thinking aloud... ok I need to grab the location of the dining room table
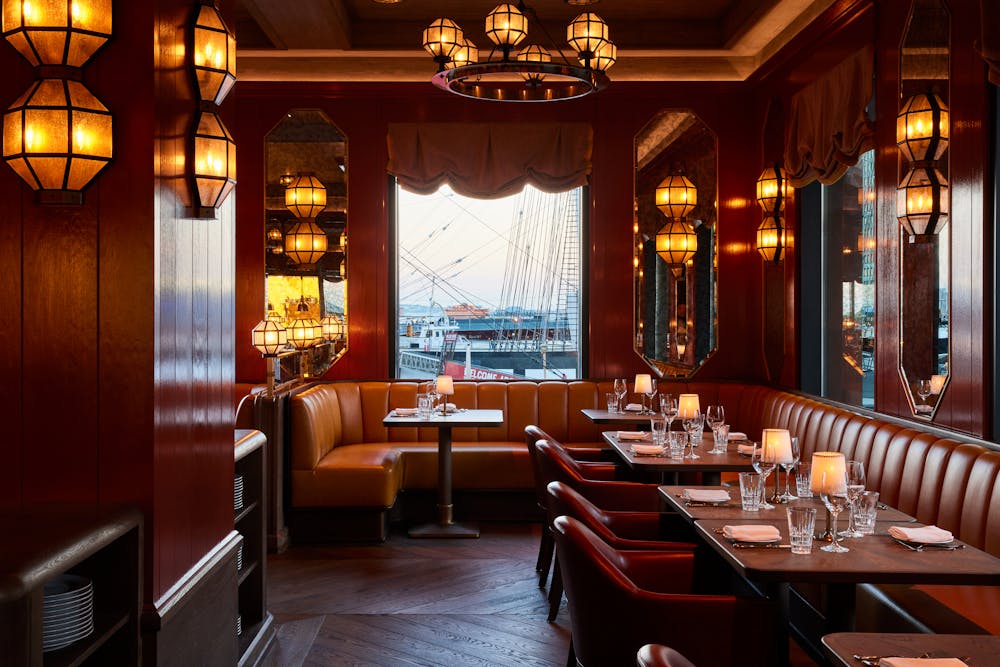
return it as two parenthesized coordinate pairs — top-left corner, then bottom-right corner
(580, 407), (656, 425)
(822, 632), (1000, 667)
(603, 430), (754, 484)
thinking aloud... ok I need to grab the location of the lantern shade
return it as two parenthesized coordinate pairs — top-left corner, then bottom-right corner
(284, 219), (328, 266)
(192, 2), (237, 106)
(251, 319), (287, 356)
(320, 314), (345, 341)
(755, 215), (785, 262)
(566, 12), (608, 56)
(655, 174), (697, 218)
(422, 17), (463, 60)
(287, 317), (320, 350)
(516, 44), (550, 83)
(897, 92), (949, 163)
(285, 172), (327, 218)
(897, 165), (949, 241)
(1, 0), (112, 67)
(655, 219), (697, 265)
(444, 38), (478, 69)
(485, 4), (526, 48)
(586, 40), (616, 72)
(2, 78), (112, 203)
(192, 110), (236, 214)
(755, 165), (788, 214)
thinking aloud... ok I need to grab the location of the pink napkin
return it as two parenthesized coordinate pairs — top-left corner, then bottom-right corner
(631, 444), (664, 456)
(393, 407), (419, 416)
(888, 525), (954, 544)
(617, 431), (649, 441)
(722, 525), (781, 542)
(683, 489), (730, 503)
(624, 403), (644, 412)
(881, 659), (968, 667)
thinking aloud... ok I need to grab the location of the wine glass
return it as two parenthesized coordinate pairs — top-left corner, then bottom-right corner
(820, 471), (851, 553)
(778, 436), (801, 502)
(916, 379), (932, 412)
(751, 444), (776, 509)
(706, 405), (725, 452)
(644, 378), (658, 414)
(840, 460), (867, 538)
(613, 378), (628, 413)
(661, 395), (678, 433)
(682, 409), (702, 459)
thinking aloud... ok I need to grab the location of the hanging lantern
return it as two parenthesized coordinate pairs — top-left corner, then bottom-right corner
(192, 1), (237, 106)
(655, 173), (697, 219)
(566, 12), (608, 60)
(586, 40), (617, 72)
(284, 219), (328, 266)
(755, 165), (788, 215)
(251, 319), (287, 356)
(320, 314), (345, 341)
(445, 38), (478, 69)
(655, 219), (697, 265)
(897, 165), (949, 242)
(516, 45), (550, 84)
(897, 93), (949, 163)
(2, 78), (112, 205)
(284, 172), (327, 218)
(485, 4), (527, 49)
(1, 0), (112, 68)
(755, 215), (785, 262)
(191, 110), (236, 216)
(422, 17), (463, 67)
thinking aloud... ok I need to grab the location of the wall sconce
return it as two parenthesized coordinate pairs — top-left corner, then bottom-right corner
(897, 165), (949, 242)
(251, 318), (287, 396)
(755, 216), (785, 263)
(1, 0), (113, 205)
(896, 92), (949, 243)
(188, 0), (236, 218)
(897, 93), (949, 162)
(754, 164), (788, 263)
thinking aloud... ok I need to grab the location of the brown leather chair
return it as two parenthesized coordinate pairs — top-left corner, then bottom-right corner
(553, 515), (774, 667)
(534, 440), (662, 511)
(636, 644), (696, 667)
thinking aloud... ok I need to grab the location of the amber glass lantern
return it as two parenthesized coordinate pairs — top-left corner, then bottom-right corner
(192, 1), (236, 106)
(897, 165), (949, 242)
(566, 12), (608, 61)
(192, 111), (236, 216)
(485, 4), (527, 51)
(587, 40), (616, 72)
(1, 0), (112, 67)
(422, 17), (463, 68)
(755, 215), (785, 263)
(251, 319), (287, 356)
(284, 172), (327, 218)
(320, 314), (345, 341)
(445, 38), (478, 69)
(284, 219), (328, 267)
(755, 165), (788, 215)
(655, 219), (697, 265)
(655, 174), (697, 219)
(896, 92), (949, 163)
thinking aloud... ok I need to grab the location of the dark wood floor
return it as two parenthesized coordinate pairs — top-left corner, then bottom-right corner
(266, 521), (821, 666)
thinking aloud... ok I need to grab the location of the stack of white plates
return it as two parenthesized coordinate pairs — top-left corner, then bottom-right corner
(236, 543), (244, 572)
(234, 475), (244, 512)
(236, 614), (243, 637)
(42, 574), (94, 653)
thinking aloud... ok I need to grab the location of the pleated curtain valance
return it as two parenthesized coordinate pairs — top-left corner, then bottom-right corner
(387, 122), (592, 198)
(783, 45), (875, 188)
(982, 0), (1000, 86)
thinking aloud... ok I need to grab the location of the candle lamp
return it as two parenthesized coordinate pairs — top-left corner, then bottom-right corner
(634, 374), (652, 413)
(761, 429), (794, 503)
(677, 394), (700, 419)
(436, 374), (455, 414)
(811, 452), (847, 540)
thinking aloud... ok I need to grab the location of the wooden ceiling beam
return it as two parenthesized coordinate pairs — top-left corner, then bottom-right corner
(241, 0), (352, 50)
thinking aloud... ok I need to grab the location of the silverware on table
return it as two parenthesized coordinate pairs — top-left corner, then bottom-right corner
(891, 537), (965, 552)
(731, 542), (791, 549)
(684, 501), (733, 507)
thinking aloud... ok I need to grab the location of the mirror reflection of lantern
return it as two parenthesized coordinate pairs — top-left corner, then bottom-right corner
(654, 172), (698, 265)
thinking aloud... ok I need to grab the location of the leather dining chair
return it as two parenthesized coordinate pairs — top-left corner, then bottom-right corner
(636, 644), (696, 667)
(553, 515), (774, 667)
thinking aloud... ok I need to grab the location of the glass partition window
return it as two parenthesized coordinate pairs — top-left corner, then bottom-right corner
(394, 183), (583, 380)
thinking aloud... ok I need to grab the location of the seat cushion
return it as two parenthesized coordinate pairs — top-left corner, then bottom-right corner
(857, 582), (1000, 635)
(393, 441), (534, 489)
(292, 444), (402, 508)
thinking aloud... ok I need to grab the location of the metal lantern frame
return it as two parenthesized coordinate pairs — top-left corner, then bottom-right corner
(191, 110), (236, 217)
(897, 165), (949, 242)
(896, 92), (949, 163)
(284, 219), (328, 267)
(1, 0), (112, 67)
(655, 218), (698, 265)
(655, 173), (698, 219)
(251, 318), (287, 356)
(192, 1), (236, 107)
(284, 172), (327, 219)
(756, 215), (785, 263)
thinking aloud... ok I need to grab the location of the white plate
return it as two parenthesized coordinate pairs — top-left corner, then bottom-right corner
(43, 591), (93, 613)
(44, 605), (93, 625)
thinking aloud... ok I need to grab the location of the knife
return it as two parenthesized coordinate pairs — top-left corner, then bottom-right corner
(732, 542), (792, 549)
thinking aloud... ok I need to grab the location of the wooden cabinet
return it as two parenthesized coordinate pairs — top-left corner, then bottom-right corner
(0, 506), (142, 666)
(234, 429), (273, 666)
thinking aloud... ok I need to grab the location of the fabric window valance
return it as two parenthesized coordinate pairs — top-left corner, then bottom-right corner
(784, 45), (875, 187)
(387, 122), (592, 198)
(982, 0), (1000, 86)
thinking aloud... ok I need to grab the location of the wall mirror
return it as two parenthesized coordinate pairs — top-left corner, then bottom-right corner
(898, 0), (950, 418)
(264, 109), (348, 380)
(634, 111), (718, 377)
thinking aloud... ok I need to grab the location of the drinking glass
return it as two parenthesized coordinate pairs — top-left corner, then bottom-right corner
(787, 507), (817, 554)
(644, 378), (658, 414)
(605, 391), (617, 413)
(667, 431), (685, 459)
(613, 378), (628, 413)
(417, 395), (433, 420)
(917, 379), (932, 408)
(738, 472), (763, 511)
(650, 415), (667, 448)
(795, 459), (813, 498)
(682, 410), (702, 460)
(661, 395), (678, 433)
(853, 490), (880, 535)
(710, 423), (730, 454)
(751, 444), (777, 509)
(706, 405), (725, 431)
(820, 471), (851, 553)
(778, 436), (801, 502)
(840, 460), (867, 538)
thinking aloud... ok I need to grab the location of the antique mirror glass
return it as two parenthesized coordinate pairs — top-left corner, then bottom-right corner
(898, 0), (950, 418)
(634, 111), (718, 376)
(264, 109), (348, 380)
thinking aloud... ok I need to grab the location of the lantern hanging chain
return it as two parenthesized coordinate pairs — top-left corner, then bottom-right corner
(519, 1), (578, 69)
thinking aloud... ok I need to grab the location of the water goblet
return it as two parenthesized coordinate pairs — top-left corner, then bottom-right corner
(661, 395), (678, 433)
(682, 410), (702, 459)
(613, 378), (628, 414)
(916, 379), (932, 413)
(820, 471), (851, 553)
(751, 444), (777, 509)
(840, 460), (867, 538)
(706, 405), (725, 432)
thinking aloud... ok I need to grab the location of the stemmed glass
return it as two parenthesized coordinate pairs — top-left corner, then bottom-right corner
(682, 409), (702, 459)
(613, 378), (628, 414)
(644, 378), (658, 415)
(661, 395), (678, 433)
(778, 437), (801, 502)
(706, 405), (725, 453)
(840, 460), (867, 538)
(820, 471), (851, 553)
(917, 379), (932, 412)
(751, 444), (777, 509)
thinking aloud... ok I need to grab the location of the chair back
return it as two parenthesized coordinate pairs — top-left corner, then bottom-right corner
(636, 644), (696, 667)
(526, 424), (560, 512)
(547, 480), (622, 542)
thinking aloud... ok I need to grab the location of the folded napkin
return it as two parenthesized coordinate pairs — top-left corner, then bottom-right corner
(888, 525), (955, 544)
(728, 432), (748, 441)
(631, 444), (664, 456)
(737, 443), (757, 455)
(722, 525), (781, 542)
(617, 431), (649, 441)
(393, 407), (419, 416)
(441, 402), (459, 413)
(624, 403), (644, 412)
(683, 489), (730, 503)
(881, 659), (968, 667)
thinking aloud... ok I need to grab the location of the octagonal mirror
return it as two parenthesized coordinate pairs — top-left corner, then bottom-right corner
(634, 110), (718, 377)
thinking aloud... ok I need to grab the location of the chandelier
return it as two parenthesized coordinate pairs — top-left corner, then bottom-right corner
(422, 2), (616, 102)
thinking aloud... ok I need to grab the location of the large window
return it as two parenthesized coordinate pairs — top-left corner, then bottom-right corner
(394, 183), (584, 380)
(801, 150), (876, 408)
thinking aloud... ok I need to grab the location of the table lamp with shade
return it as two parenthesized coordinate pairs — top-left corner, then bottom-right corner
(436, 374), (455, 414)
(678, 394), (700, 419)
(634, 374), (653, 413)
(761, 428), (794, 503)
(811, 452), (847, 540)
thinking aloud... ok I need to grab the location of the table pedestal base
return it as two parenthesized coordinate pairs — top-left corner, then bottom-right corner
(408, 521), (480, 538)
(408, 425), (480, 538)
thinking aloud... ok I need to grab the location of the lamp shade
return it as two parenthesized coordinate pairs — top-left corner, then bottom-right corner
(587, 40), (616, 72)
(633, 373), (652, 395)
(897, 92), (949, 163)
(810, 451), (846, 494)
(485, 4), (526, 48)
(655, 173), (697, 218)
(436, 374), (455, 395)
(2, 78), (112, 203)
(755, 165), (788, 214)
(516, 44), (550, 83)
(444, 38), (478, 69)
(755, 215), (785, 263)
(929, 374), (947, 395)
(284, 219), (328, 267)
(1, 0), (112, 67)
(566, 12), (608, 57)
(678, 393), (700, 419)
(251, 319), (287, 356)
(760, 429), (794, 464)
(897, 165), (949, 241)
(287, 316), (320, 350)
(192, 1), (237, 106)
(285, 172), (327, 218)
(320, 314), (344, 341)
(655, 219), (697, 265)
(192, 110), (236, 213)
(422, 17), (463, 60)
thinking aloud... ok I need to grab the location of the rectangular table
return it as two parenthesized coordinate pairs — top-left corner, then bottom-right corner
(822, 632), (1000, 667)
(580, 408), (654, 425)
(383, 408), (504, 538)
(603, 431), (754, 484)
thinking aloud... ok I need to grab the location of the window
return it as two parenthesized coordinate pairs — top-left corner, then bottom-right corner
(394, 183), (584, 380)
(800, 150), (876, 408)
